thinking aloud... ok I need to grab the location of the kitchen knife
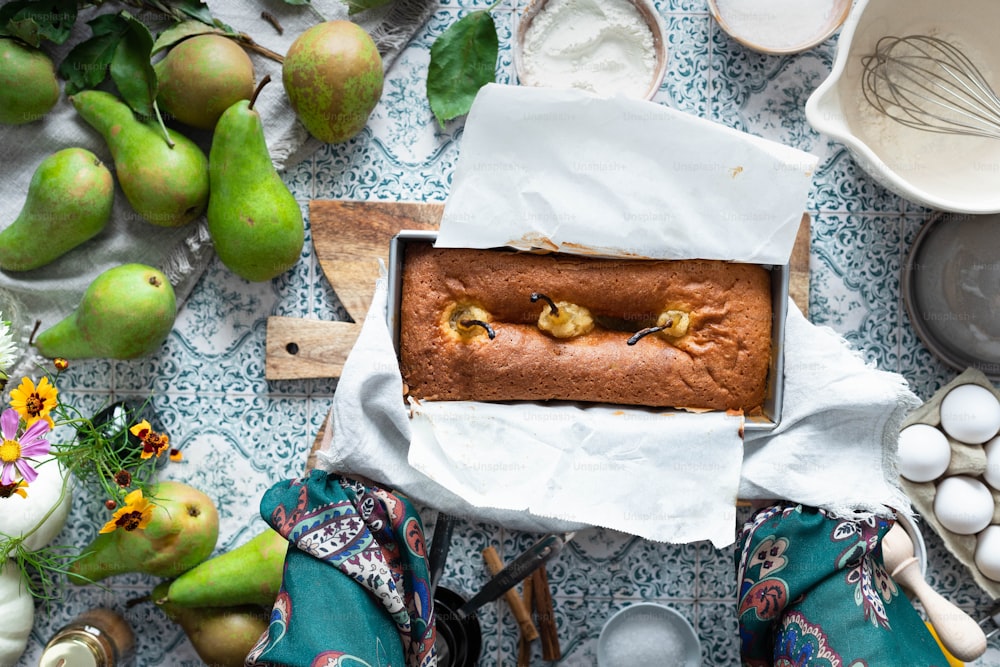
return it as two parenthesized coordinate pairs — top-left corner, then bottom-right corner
(455, 531), (575, 620)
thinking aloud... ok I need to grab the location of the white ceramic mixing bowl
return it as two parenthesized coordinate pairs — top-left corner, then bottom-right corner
(806, 0), (1000, 213)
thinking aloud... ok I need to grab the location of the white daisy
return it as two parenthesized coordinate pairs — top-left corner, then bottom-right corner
(0, 315), (19, 379)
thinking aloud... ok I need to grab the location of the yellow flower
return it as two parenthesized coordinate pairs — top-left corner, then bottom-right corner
(0, 479), (28, 499)
(99, 489), (153, 533)
(129, 419), (170, 459)
(10, 376), (58, 428)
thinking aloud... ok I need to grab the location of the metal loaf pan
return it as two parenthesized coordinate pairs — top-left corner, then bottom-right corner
(386, 230), (786, 432)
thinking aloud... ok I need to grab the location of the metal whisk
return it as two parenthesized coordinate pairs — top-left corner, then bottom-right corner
(861, 34), (1000, 139)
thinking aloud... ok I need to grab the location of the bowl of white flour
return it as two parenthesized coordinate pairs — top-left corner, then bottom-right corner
(708, 0), (851, 55)
(514, 0), (667, 101)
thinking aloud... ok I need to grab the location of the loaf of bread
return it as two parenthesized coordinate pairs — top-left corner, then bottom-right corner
(397, 242), (773, 412)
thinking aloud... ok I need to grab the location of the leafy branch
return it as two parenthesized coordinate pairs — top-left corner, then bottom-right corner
(0, 0), (290, 138)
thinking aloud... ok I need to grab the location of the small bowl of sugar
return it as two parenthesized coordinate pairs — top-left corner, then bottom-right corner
(596, 602), (701, 667)
(514, 0), (667, 101)
(708, 0), (852, 55)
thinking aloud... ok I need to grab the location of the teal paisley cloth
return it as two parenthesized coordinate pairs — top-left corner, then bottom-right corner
(246, 469), (437, 667)
(737, 503), (949, 667)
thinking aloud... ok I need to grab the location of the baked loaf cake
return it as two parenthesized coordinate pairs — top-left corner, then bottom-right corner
(398, 242), (773, 411)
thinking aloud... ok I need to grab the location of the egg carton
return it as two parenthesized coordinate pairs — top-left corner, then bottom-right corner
(900, 367), (1000, 600)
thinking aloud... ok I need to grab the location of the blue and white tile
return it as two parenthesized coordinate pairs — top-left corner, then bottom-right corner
(810, 146), (908, 214)
(697, 538), (739, 600)
(654, 13), (712, 116)
(809, 210), (902, 369)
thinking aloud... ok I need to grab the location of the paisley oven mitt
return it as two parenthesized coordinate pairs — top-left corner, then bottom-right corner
(247, 469), (437, 667)
(737, 503), (949, 667)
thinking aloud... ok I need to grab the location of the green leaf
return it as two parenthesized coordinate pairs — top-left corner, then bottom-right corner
(426, 10), (498, 128)
(0, 0), (77, 46)
(57, 14), (129, 95)
(344, 0), (393, 14)
(110, 12), (157, 118)
(165, 0), (217, 26)
(151, 19), (219, 55)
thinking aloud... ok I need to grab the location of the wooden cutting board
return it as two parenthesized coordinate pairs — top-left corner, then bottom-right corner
(265, 202), (811, 380)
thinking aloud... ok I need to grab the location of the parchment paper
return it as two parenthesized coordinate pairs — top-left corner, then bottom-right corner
(318, 85), (918, 547)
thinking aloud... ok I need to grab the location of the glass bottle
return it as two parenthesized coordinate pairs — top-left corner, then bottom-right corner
(38, 608), (136, 667)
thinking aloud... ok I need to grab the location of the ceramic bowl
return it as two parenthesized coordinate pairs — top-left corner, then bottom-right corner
(895, 510), (928, 579)
(596, 602), (701, 667)
(806, 0), (1000, 213)
(708, 0), (851, 55)
(513, 0), (667, 101)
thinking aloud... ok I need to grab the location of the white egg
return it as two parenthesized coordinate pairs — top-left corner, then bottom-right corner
(934, 475), (995, 535)
(897, 423), (952, 482)
(976, 524), (1000, 581)
(939, 384), (1000, 445)
(984, 435), (1000, 491)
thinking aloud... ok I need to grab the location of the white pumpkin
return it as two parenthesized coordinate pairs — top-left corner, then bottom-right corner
(0, 457), (72, 552)
(0, 559), (34, 665)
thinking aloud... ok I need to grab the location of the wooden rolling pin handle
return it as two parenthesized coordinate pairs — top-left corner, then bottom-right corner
(483, 546), (540, 643)
(896, 562), (987, 662)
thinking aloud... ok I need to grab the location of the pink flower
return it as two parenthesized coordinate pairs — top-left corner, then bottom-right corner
(0, 408), (50, 485)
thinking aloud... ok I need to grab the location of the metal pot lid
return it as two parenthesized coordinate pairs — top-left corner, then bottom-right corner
(903, 212), (1000, 379)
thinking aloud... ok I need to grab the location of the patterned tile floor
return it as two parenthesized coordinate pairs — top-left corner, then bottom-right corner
(13, 1), (1000, 665)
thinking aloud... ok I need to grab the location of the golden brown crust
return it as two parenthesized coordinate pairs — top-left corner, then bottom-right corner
(397, 242), (772, 411)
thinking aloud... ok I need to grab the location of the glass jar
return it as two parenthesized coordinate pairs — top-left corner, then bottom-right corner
(39, 608), (136, 667)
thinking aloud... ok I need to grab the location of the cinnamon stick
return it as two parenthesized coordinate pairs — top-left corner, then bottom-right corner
(517, 574), (535, 667)
(532, 567), (561, 661)
(482, 546), (539, 642)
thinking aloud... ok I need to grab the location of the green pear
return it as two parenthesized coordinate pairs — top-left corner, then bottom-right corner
(34, 263), (176, 360)
(207, 77), (304, 282)
(282, 20), (383, 143)
(0, 38), (59, 124)
(152, 581), (269, 667)
(70, 89), (209, 227)
(162, 527), (287, 609)
(155, 34), (255, 130)
(0, 147), (114, 271)
(68, 481), (219, 585)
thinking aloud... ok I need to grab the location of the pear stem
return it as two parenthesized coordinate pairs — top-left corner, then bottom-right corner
(27, 319), (40, 346)
(530, 292), (559, 317)
(126, 593), (152, 608)
(249, 75), (271, 111)
(627, 323), (671, 346)
(151, 101), (175, 149)
(233, 34), (285, 64)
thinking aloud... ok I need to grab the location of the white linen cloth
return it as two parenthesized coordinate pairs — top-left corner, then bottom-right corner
(0, 0), (435, 375)
(314, 85), (919, 547)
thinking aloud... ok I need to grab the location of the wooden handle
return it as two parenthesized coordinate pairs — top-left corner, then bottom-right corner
(265, 317), (363, 380)
(895, 564), (987, 662)
(482, 546), (539, 642)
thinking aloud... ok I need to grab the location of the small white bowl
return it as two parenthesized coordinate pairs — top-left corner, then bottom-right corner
(708, 0), (851, 55)
(513, 0), (668, 101)
(806, 0), (1000, 213)
(597, 602), (701, 667)
(895, 511), (928, 579)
